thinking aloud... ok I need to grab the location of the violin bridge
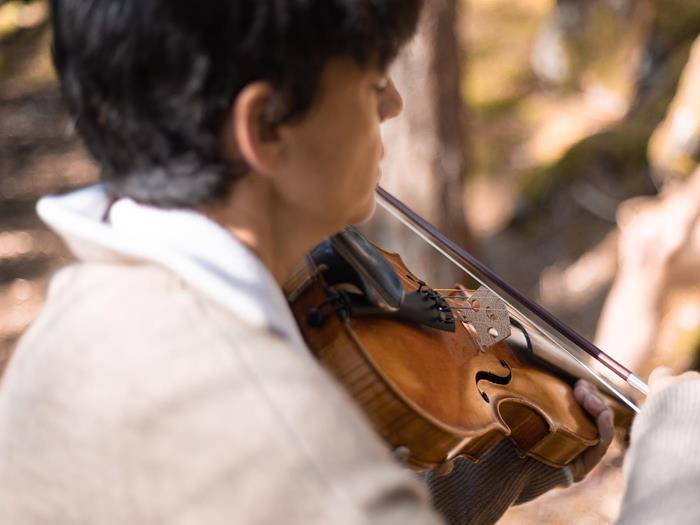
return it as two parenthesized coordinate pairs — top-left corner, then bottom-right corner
(459, 286), (511, 351)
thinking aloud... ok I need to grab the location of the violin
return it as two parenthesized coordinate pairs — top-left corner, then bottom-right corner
(283, 187), (646, 473)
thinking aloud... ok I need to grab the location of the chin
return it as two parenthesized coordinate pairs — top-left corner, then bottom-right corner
(348, 195), (377, 225)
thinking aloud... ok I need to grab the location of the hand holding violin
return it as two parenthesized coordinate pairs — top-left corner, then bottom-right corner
(554, 366), (700, 484)
(569, 379), (615, 482)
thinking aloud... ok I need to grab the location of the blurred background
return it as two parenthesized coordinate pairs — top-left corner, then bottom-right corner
(0, 0), (699, 523)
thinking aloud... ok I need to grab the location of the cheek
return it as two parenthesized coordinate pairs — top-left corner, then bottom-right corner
(346, 124), (381, 181)
(280, 108), (380, 224)
(351, 188), (378, 223)
(339, 126), (382, 216)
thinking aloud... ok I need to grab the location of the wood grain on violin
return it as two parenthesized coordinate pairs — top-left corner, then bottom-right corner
(284, 241), (599, 474)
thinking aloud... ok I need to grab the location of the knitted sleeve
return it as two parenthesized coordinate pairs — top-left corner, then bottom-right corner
(424, 438), (571, 525)
(615, 379), (700, 525)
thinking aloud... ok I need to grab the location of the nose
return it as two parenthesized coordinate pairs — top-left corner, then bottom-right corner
(379, 77), (403, 122)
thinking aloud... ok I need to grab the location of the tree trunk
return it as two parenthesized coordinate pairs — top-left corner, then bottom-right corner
(365, 0), (472, 288)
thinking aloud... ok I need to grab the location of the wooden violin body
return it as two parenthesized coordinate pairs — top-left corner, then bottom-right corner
(285, 241), (599, 472)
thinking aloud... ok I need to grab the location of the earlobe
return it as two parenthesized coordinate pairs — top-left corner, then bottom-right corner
(224, 81), (284, 176)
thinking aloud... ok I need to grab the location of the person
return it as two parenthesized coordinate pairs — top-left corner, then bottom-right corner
(0, 1), (687, 524)
(614, 367), (700, 525)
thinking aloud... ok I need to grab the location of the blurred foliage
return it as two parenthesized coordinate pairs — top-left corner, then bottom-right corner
(465, 0), (700, 239)
(465, 0), (550, 109)
(0, 0), (47, 41)
(651, 0), (700, 48)
(648, 36), (700, 181)
(0, 0), (52, 96)
(462, 0), (700, 353)
(521, 39), (693, 211)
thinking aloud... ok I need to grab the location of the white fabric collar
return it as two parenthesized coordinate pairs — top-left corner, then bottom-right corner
(37, 184), (306, 349)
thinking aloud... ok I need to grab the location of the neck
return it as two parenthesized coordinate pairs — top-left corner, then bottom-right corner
(202, 175), (335, 286)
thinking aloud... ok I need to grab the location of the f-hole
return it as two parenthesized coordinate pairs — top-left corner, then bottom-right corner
(475, 360), (512, 403)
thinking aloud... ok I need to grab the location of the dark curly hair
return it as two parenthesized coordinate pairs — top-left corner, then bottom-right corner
(50, 0), (423, 207)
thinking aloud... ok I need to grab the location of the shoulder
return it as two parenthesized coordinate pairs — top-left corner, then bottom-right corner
(9, 261), (243, 397)
(1, 262), (439, 523)
(7, 260), (337, 423)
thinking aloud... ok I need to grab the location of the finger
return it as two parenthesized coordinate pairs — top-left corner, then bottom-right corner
(587, 410), (614, 466)
(597, 408), (614, 447)
(581, 390), (607, 418)
(571, 409), (614, 482)
(591, 409), (614, 462)
(575, 379), (594, 392)
(574, 380), (595, 404)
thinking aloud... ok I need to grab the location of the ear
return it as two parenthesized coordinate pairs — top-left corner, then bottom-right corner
(221, 82), (285, 177)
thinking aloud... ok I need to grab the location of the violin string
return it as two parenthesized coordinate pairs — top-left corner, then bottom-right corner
(443, 306), (477, 311)
(441, 293), (510, 313)
(407, 283), (509, 314)
(442, 305), (509, 313)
